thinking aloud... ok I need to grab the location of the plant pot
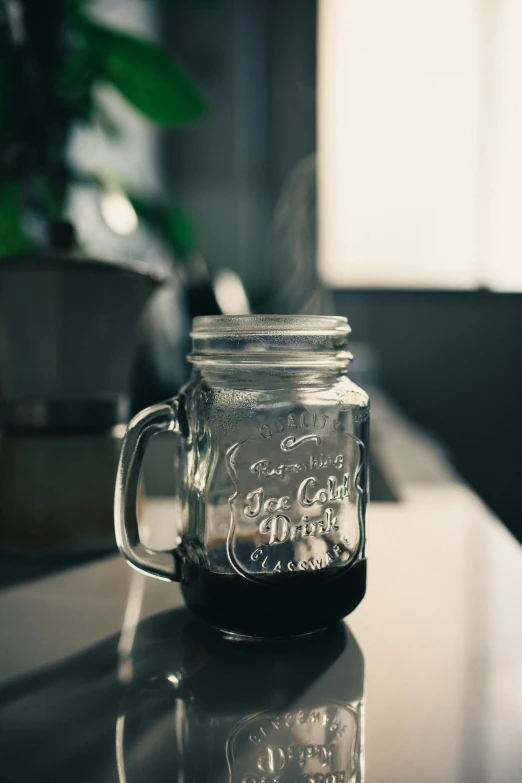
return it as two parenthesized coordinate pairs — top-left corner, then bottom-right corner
(0, 251), (166, 552)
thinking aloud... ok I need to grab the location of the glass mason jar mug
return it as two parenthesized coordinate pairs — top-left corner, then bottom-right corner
(115, 315), (370, 637)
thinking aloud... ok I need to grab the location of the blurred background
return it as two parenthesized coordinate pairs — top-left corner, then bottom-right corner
(0, 0), (520, 582)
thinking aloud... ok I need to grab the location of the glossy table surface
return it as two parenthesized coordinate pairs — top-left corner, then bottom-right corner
(1, 394), (521, 783)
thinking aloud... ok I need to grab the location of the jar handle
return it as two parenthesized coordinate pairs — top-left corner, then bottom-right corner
(115, 400), (182, 582)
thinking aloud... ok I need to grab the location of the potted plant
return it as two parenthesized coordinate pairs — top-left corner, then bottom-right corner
(0, 0), (206, 552)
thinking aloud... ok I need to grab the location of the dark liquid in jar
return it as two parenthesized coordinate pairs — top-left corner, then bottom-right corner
(181, 553), (366, 638)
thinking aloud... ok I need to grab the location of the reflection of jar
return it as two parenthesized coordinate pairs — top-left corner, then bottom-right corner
(118, 609), (365, 783)
(116, 315), (370, 637)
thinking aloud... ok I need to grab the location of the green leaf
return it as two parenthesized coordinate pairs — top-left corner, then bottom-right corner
(57, 53), (94, 96)
(0, 182), (39, 257)
(81, 20), (206, 126)
(32, 177), (62, 220)
(164, 206), (197, 254)
(128, 192), (197, 256)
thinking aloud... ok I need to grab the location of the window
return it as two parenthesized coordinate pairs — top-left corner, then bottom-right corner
(318, 0), (522, 291)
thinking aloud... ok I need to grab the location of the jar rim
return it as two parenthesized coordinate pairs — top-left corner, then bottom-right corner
(191, 314), (351, 337)
(189, 315), (352, 367)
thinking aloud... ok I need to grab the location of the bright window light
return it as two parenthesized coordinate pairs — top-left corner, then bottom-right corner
(100, 192), (139, 236)
(318, 0), (522, 292)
